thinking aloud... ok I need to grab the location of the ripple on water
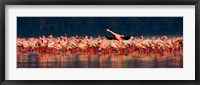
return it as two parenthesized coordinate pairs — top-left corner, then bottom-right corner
(17, 52), (183, 68)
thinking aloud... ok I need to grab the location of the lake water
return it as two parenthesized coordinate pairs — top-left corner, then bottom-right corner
(17, 17), (183, 68)
(17, 53), (183, 68)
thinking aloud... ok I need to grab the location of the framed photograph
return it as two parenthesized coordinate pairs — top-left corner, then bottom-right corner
(0, 0), (199, 85)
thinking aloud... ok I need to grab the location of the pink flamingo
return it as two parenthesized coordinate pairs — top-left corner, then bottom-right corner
(106, 29), (130, 41)
(98, 39), (110, 54)
(77, 39), (89, 54)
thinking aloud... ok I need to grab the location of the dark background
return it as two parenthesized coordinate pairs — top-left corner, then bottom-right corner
(17, 17), (183, 38)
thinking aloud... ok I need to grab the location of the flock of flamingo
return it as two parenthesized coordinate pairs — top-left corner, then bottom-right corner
(17, 29), (183, 55)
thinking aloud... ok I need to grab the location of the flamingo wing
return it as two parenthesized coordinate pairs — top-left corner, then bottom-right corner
(105, 36), (117, 40)
(121, 35), (131, 40)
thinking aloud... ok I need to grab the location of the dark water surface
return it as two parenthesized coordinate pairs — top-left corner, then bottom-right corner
(17, 53), (183, 68)
(17, 17), (183, 37)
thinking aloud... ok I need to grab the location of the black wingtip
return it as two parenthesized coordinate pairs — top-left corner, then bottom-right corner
(105, 36), (117, 40)
(121, 35), (131, 40)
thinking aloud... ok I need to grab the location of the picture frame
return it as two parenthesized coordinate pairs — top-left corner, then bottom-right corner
(0, 0), (199, 85)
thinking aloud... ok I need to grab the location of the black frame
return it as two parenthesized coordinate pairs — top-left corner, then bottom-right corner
(0, 0), (200, 85)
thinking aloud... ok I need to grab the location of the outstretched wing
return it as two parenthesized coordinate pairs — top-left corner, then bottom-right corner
(105, 36), (117, 40)
(121, 35), (131, 40)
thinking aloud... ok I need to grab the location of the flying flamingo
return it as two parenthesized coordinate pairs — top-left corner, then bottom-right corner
(106, 29), (130, 41)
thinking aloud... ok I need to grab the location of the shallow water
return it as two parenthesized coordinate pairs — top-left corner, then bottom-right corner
(17, 53), (183, 68)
